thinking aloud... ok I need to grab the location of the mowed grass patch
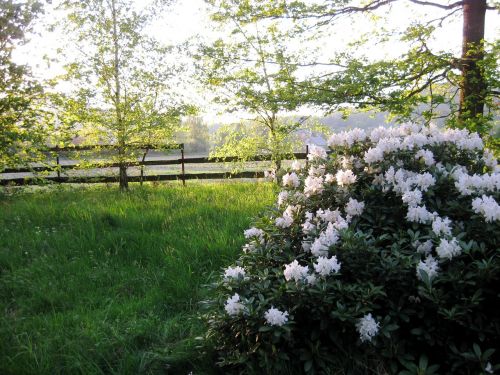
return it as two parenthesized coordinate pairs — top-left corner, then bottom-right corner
(0, 182), (275, 374)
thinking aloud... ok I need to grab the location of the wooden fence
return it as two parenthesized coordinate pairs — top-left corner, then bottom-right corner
(0, 144), (310, 186)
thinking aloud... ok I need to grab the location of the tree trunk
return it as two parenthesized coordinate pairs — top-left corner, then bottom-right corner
(111, 0), (128, 191)
(459, 0), (487, 121)
(119, 162), (128, 190)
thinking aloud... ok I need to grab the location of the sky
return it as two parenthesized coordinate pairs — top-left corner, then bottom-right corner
(13, 0), (500, 124)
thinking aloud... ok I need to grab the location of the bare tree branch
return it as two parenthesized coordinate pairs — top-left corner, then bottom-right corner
(407, 0), (463, 10)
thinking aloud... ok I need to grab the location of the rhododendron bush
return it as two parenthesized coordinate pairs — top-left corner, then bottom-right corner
(203, 124), (499, 374)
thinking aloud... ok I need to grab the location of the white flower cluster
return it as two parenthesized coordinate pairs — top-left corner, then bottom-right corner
(436, 238), (462, 260)
(244, 227), (265, 243)
(283, 172), (300, 188)
(453, 170), (500, 196)
(304, 175), (324, 196)
(276, 204), (300, 229)
(307, 145), (328, 161)
(362, 123), (484, 166)
(292, 160), (302, 171)
(224, 266), (245, 281)
(284, 260), (309, 282)
(415, 149), (435, 166)
(356, 313), (380, 343)
(225, 293), (244, 316)
(471, 195), (500, 222)
(345, 198), (365, 217)
(413, 239), (433, 254)
(328, 128), (367, 148)
(313, 256), (341, 276)
(335, 169), (357, 187)
(264, 307), (289, 326)
(310, 222), (340, 257)
(416, 255), (439, 280)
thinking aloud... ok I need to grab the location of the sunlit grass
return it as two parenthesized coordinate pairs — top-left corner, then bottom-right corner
(0, 182), (275, 374)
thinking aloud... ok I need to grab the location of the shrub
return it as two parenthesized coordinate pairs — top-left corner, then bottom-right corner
(202, 124), (499, 375)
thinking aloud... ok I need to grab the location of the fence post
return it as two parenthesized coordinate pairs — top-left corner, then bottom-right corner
(180, 143), (186, 186)
(56, 151), (61, 180)
(305, 144), (309, 169)
(140, 148), (149, 186)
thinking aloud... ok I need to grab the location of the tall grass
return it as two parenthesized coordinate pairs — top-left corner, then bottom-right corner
(0, 182), (275, 374)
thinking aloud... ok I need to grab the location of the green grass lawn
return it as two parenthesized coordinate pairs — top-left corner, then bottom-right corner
(0, 182), (275, 375)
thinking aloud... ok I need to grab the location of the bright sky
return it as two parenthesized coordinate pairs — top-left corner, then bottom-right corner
(14, 0), (500, 124)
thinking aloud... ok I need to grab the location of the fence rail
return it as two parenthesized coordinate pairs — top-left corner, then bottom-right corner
(0, 143), (309, 186)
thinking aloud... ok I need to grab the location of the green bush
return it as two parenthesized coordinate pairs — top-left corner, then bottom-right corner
(202, 124), (499, 374)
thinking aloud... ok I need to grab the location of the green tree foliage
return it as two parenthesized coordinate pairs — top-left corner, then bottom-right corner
(204, 0), (499, 149)
(199, 1), (315, 170)
(0, 0), (50, 171)
(210, 117), (325, 172)
(59, 0), (194, 189)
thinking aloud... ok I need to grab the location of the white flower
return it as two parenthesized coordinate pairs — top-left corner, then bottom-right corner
(224, 266), (245, 281)
(412, 172), (436, 192)
(472, 195), (500, 222)
(335, 169), (357, 187)
(341, 156), (353, 169)
(483, 150), (497, 170)
(307, 145), (328, 161)
(311, 223), (339, 257)
(345, 198), (365, 217)
(282, 172), (300, 188)
(356, 313), (380, 342)
(302, 218), (316, 235)
(413, 239), (433, 254)
(276, 215), (294, 228)
(304, 176), (324, 196)
(284, 260), (309, 282)
(313, 255), (341, 276)
(332, 216), (349, 230)
(244, 227), (265, 243)
(347, 128), (367, 145)
(369, 126), (389, 143)
(291, 160), (302, 171)
(277, 191), (289, 206)
(264, 307), (289, 326)
(416, 255), (439, 281)
(436, 238), (462, 260)
(225, 293), (244, 316)
(309, 165), (326, 176)
(485, 362), (494, 374)
(327, 133), (344, 148)
(364, 147), (384, 164)
(306, 274), (317, 285)
(276, 205), (300, 228)
(311, 237), (329, 257)
(415, 149), (435, 166)
(406, 205), (436, 224)
(324, 173), (335, 184)
(302, 241), (312, 252)
(402, 189), (423, 207)
(264, 169), (276, 180)
(316, 208), (342, 223)
(432, 216), (452, 236)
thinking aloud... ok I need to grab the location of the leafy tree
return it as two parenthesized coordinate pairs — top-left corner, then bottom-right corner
(0, 0), (50, 171)
(205, 0), (499, 148)
(199, 2), (314, 171)
(59, 0), (194, 190)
